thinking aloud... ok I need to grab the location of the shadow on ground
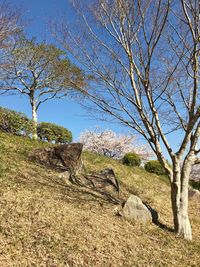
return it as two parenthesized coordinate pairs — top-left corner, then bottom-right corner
(12, 165), (122, 207)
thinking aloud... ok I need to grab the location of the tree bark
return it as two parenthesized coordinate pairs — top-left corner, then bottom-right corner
(171, 161), (192, 240)
(31, 99), (38, 140)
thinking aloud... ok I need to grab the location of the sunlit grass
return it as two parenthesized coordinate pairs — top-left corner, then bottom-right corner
(0, 132), (199, 266)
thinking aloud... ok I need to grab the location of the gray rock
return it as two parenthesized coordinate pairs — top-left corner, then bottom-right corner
(121, 195), (152, 223)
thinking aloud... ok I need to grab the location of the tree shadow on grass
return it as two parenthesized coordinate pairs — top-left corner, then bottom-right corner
(144, 202), (174, 233)
(15, 167), (122, 207)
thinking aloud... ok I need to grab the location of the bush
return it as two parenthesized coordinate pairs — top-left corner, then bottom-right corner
(37, 122), (72, 144)
(0, 107), (34, 136)
(122, 152), (141, 167)
(145, 160), (166, 175)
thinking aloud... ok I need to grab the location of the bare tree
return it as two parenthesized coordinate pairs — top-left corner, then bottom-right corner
(55, 0), (200, 240)
(1, 35), (85, 139)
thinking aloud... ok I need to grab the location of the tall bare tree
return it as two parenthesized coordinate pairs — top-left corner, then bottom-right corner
(56, 0), (200, 240)
(1, 35), (85, 139)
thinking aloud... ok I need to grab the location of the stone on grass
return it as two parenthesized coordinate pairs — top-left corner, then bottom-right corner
(121, 194), (152, 223)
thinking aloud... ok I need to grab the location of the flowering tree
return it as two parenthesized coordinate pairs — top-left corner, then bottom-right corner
(79, 128), (153, 160)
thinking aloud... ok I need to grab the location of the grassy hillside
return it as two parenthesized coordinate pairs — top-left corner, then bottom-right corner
(0, 131), (199, 267)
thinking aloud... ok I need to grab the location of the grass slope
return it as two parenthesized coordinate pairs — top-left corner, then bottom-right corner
(0, 132), (199, 267)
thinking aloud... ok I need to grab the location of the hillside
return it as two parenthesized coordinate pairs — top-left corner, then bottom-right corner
(0, 131), (199, 267)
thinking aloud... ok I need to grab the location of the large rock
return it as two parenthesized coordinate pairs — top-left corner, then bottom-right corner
(29, 143), (83, 175)
(120, 195), (152, 223)
(82, 168), (119, 193)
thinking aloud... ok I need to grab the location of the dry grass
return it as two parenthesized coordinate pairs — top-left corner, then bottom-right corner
(0, 132), (199, 267)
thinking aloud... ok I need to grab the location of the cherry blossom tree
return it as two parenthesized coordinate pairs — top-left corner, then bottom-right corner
(79, 128), (153, 160)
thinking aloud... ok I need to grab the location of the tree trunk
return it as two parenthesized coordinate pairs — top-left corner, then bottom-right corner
(171, 161), (192, 240)
(31, 100), (38, 140)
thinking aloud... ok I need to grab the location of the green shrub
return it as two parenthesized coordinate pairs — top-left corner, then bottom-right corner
(37, 122), (72, 144)
(0, 107), (34, 136)
(122, 152), (141, 167)
(145, 160), (166, 175)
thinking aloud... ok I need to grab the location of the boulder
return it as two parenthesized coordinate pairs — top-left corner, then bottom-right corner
(82, 168), (119, 193)
(29, 143), (83, 175)
(120, 195), (152, 223)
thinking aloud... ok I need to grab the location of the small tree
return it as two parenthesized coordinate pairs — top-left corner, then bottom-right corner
(79, 128), (152, 160)
(1, 35), (85, 139)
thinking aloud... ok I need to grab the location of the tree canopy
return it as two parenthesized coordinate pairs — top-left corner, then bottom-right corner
(1, 34), (85, 138)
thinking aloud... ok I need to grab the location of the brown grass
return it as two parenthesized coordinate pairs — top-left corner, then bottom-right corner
(0, 132), (199, 267)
